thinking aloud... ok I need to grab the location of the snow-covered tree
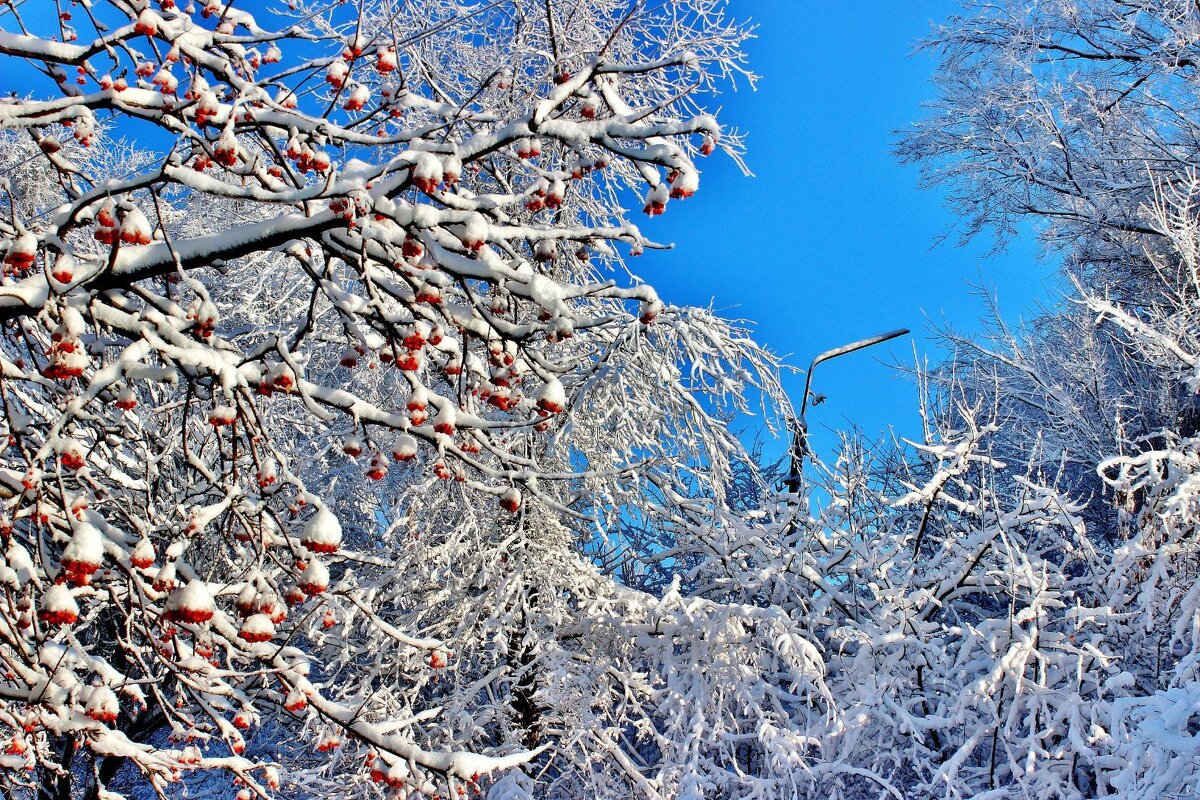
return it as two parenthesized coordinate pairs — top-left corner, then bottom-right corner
(899, 0), (1199, 275)
(899, 0), (1200, 519)
(0, 2), (813, 798)
(888, 2), (1200, 796)
(11, 1), (1200, 798)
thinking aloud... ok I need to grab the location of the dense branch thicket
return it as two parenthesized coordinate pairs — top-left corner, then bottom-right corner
(878, 2), (1200, 797)
(3, 1), (1199, 799)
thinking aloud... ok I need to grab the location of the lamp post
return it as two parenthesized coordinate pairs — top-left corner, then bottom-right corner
(784, 328), (910, 494)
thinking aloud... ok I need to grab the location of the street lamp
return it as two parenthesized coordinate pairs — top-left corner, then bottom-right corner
(783, 328), (910, 494)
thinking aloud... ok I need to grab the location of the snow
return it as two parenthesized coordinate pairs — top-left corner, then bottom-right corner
(61, 522), (104, 570)
(0, 31), (87, 62)
(168, 579), (215, 622)
(85, 685), (120, 723)
(299, 559), (329, 593)
(239, 613), (275, 641)
(535, 379), (566, 413)
(40, 583), (79, 623)
(392, 433), (419, 460)
(301, 507), (342, 553)
(433, 404), (457, 434)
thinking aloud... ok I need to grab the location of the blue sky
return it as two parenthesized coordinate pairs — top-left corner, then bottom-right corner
(641, 1), (1058, 461)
